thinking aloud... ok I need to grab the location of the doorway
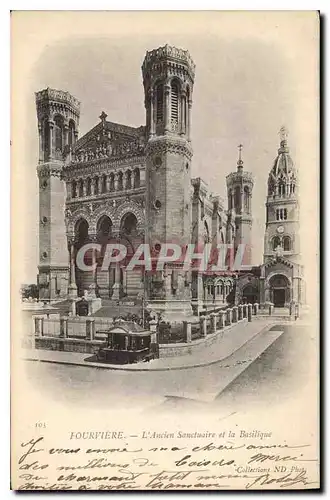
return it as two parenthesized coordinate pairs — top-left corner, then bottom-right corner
(273, 288), (286, 307)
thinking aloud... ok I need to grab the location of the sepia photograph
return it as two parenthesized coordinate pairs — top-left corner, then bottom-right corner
(10, 10), (320, 490)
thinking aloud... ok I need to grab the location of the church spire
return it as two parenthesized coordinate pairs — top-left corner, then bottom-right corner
(237, 143), (244, 171)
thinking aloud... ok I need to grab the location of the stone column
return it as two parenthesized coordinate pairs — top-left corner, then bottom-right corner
(66, 181), (72, 201)
(187, 100), (192, 141)
(219, 311), (225, 329)
(112, 263), (121, 300)
(289, 301), (294, 316)
(226, 308), (232, 326)
(34, 317), (44, 337)
(86, 318), (95, 341)
(91, 179), (95, 196)
(149, 319), (158, 343)
(248, 304), (253, 322)
(238, 305), (243, 321)
(68, 243), (78, 298)
(183, 321), (192, 343)
(89, 242), (97, 297)
(60, 317), (68, 338)
(98, 177), (103, 194)
(106, 175), (111, 192)
(232, 306), (238, 323)
(114, 173), (119, 191)
(253, 303), (259, 315)
(63, 124), (69, 146)
(164, 83), (171, 133)
(83, 179), (87, 197)
(200, 316), (207, 337)
(210, 313), (217, 333)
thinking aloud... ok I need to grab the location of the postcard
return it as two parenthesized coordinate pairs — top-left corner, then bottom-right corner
(11, 10), (320, 490)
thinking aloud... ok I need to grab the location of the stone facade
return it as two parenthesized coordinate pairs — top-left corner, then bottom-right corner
(35, 46), (304, 309)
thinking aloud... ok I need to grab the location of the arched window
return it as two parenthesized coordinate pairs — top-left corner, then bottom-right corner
(86, 178), (92, 196)
(182, 94), (186, 133)
(102, 174), (107, 193)
(118, 172), (123, 191)
(94, 176), (99, 195)
(126, 170), (132, 190)
(244, 186), (249, 213)
(283, 236), (291, 251)
(134, 168), (140, 188)
(68, 120), (75, 146)
(109, 173), (115, 191)
(78, 179), (84, 198)
(54, 116), (63, 152)
(272, 236), (281, 251)
(278, 181), (285, 196)
(97, 215), (113, 244)
(71, 181), (77, 198)
(121, 213), (138, 235)
(43, 119), (50, 157)
(235, 186), (241, 212)
(228, 189), (232, 210)
(75, 219), (89, 246)
(156, 84), (164, 123)
(171, 81), (179, 124)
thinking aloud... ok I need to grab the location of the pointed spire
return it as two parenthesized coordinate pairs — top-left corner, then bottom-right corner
(237, 143), (244, 171)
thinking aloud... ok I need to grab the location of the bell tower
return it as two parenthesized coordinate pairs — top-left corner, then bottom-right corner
(35, 88), (80, 300)
(142, 45), (195, 318)
(226, 145), (254, 267)
(264, 127), (300, 264)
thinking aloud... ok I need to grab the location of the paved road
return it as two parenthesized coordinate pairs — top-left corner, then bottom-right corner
(214, 323), (316, 409)
(24, 321), (314, 413)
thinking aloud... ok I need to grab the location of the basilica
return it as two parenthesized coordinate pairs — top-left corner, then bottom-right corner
(35, 44), (304, 316)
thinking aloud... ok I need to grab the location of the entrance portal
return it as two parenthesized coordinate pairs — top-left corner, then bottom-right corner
(242, 285), (259, 304)
(273, 288), (286, 307)
(268, 274), (291, 307)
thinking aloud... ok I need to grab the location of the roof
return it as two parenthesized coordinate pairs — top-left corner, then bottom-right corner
(268, 138), (296, 181)
(107, 320), (150, 336)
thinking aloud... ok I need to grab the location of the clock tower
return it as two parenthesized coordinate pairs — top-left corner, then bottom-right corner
(263, 127), (300, 265)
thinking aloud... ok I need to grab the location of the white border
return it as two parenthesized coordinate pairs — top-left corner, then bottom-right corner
(3, 2), (326, 497)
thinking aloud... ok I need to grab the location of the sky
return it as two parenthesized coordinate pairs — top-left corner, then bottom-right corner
(12, 12), (318, 288)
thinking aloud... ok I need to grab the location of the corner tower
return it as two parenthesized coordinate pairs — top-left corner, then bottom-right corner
(263, 127), (300, 264)
(226, 145), (254, 266)
(35, 88), (80, 300)
(142, 45), (195, 318)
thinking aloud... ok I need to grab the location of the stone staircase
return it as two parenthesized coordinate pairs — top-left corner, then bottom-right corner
(125, 269), (142, 297)
(96, 268), (113, 299)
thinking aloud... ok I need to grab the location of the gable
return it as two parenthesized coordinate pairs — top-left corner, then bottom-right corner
(73, 120), (146, 163)
(264, 256), (294, 270)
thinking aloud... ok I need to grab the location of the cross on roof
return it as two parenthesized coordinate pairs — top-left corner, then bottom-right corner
(238, 144), (243, 160)
(279, 126), (288, 142)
